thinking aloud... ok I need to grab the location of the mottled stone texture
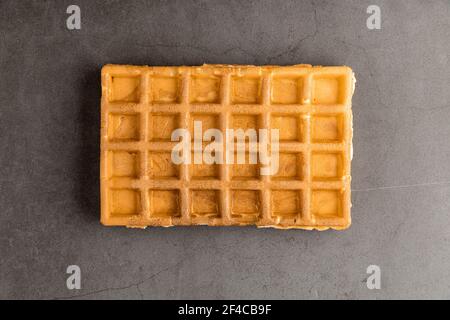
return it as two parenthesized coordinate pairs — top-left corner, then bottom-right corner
(0, 0), (449, 299)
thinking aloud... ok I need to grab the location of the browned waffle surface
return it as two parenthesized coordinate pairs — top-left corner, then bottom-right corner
(101, 64), (355, 230)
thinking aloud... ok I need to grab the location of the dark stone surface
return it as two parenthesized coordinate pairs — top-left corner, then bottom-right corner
(0, 0), (449, 299)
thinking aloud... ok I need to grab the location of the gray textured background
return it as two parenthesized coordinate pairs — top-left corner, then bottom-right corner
(0, 0), (449, 299)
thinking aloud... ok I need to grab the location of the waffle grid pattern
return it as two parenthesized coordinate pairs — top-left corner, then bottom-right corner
(101, 64), (354, 230)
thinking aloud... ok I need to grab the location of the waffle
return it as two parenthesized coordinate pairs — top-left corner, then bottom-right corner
(100, 64), (355, 230)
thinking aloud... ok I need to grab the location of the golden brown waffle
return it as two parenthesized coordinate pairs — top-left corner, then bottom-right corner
(100, 64), (355, 230)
